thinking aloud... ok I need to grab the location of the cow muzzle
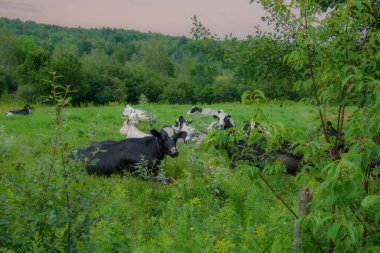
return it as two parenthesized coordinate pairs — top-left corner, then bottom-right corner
(168, 147), (179, 157)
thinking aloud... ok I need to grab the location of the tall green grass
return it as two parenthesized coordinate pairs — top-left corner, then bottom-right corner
(1, 103), (321, 252)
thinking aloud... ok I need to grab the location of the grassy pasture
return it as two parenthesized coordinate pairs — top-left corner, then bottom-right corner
(0, 102), (325, 252)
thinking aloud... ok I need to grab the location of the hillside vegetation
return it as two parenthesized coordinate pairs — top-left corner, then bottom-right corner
(0, 16), (303, 105)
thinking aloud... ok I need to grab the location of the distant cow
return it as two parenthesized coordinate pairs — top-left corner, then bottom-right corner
(122, 104), (153, 122)
(120, 119), (151, 138)
(73, 126), (184, 183)
(5, 105), (32, 116)
(187, 106), (220, 116)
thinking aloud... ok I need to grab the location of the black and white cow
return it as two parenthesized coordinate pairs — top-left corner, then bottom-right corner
(207, 112), (235, 131)
(5, 105), (32, 116)
(173, 115), (206, 144)
(73, 126), (184, 183)
(173, 116), (193, 142)
(187, 106), (220, 116)
(122, 104), (153, 122)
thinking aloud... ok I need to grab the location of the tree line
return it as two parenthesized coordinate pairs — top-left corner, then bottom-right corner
(0, 17), (304, 105)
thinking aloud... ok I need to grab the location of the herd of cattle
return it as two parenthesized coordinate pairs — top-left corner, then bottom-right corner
(76, 105), (238, 183)
(5, 104), (379, 183)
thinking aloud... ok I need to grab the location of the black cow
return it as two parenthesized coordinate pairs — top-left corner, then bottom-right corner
(216, 120), (302, 175)
(73, 126), (183, 183)
(5, 105), (32, 116)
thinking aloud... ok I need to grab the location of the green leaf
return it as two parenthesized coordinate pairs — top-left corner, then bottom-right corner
(361, 195), (380, 210)
(248, 167), (261, 181)
(345, 223), (356, 243)
(329, 222), (341, 243)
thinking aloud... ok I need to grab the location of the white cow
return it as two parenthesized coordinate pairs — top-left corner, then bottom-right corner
(120, 119), (151, 138)
(122, 104), (151, 122)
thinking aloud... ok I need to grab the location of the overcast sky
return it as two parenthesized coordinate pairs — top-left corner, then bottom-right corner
(0, 0), (271, 38)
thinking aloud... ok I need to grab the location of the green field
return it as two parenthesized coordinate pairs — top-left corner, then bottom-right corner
(0, 103), (333, 252)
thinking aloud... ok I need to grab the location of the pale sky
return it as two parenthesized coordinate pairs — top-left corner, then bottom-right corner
(0, 0), (271, 38)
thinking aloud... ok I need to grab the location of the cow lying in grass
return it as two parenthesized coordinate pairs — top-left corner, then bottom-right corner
(207, 112), (235, 131)
(119, 118), (151, 138)
(122, 104), (154, 122)
(73, 126), (184, 184)
(5, 105), (32, 116)
(210, 116), (302, 175)
(187, 105), (222, 116)
(173, 115), (206, 144)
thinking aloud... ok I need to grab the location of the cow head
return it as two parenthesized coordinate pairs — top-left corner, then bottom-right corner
(242, 121), (251, 132)
(208, 114), (235, 131)
(174, 116), (192, 130)
(122, 104), (133, 118)
(151, 126), (180, 157)
(24, 105), (32, 114)
(173, 116), (195, 143)
(187, 106), (202, 115)
(223, 115), (235, 129)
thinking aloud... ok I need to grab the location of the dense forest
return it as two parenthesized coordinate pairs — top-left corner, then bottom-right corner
(0, 17), (302, 105)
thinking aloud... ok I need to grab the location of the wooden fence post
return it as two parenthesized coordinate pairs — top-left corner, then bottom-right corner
(294, 187), (313, 253)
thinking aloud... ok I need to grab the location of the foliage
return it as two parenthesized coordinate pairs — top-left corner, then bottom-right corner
(250, 0), (380, 251)
(15, 49), (52, 102)
(0, 102), (319, 252)
(0, 125), (14, 162)
(0, 18), (234, 104)
(0, 16), (312, 104)
(241, 89), (267, 105)
(0, 76), (107, 251)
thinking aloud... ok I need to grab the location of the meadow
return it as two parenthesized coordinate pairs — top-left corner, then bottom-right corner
(0, 102), (332, 252)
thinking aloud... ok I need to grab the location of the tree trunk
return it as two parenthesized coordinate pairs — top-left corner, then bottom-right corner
(294, 188), (313, 253)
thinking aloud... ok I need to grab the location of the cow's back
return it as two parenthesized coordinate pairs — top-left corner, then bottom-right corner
(79, 137), (162, 175)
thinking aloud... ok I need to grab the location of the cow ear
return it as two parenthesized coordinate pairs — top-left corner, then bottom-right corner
(187, 120), (193, 124)
(151, 129), (162, 139)
(213, 115), (219, 119)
